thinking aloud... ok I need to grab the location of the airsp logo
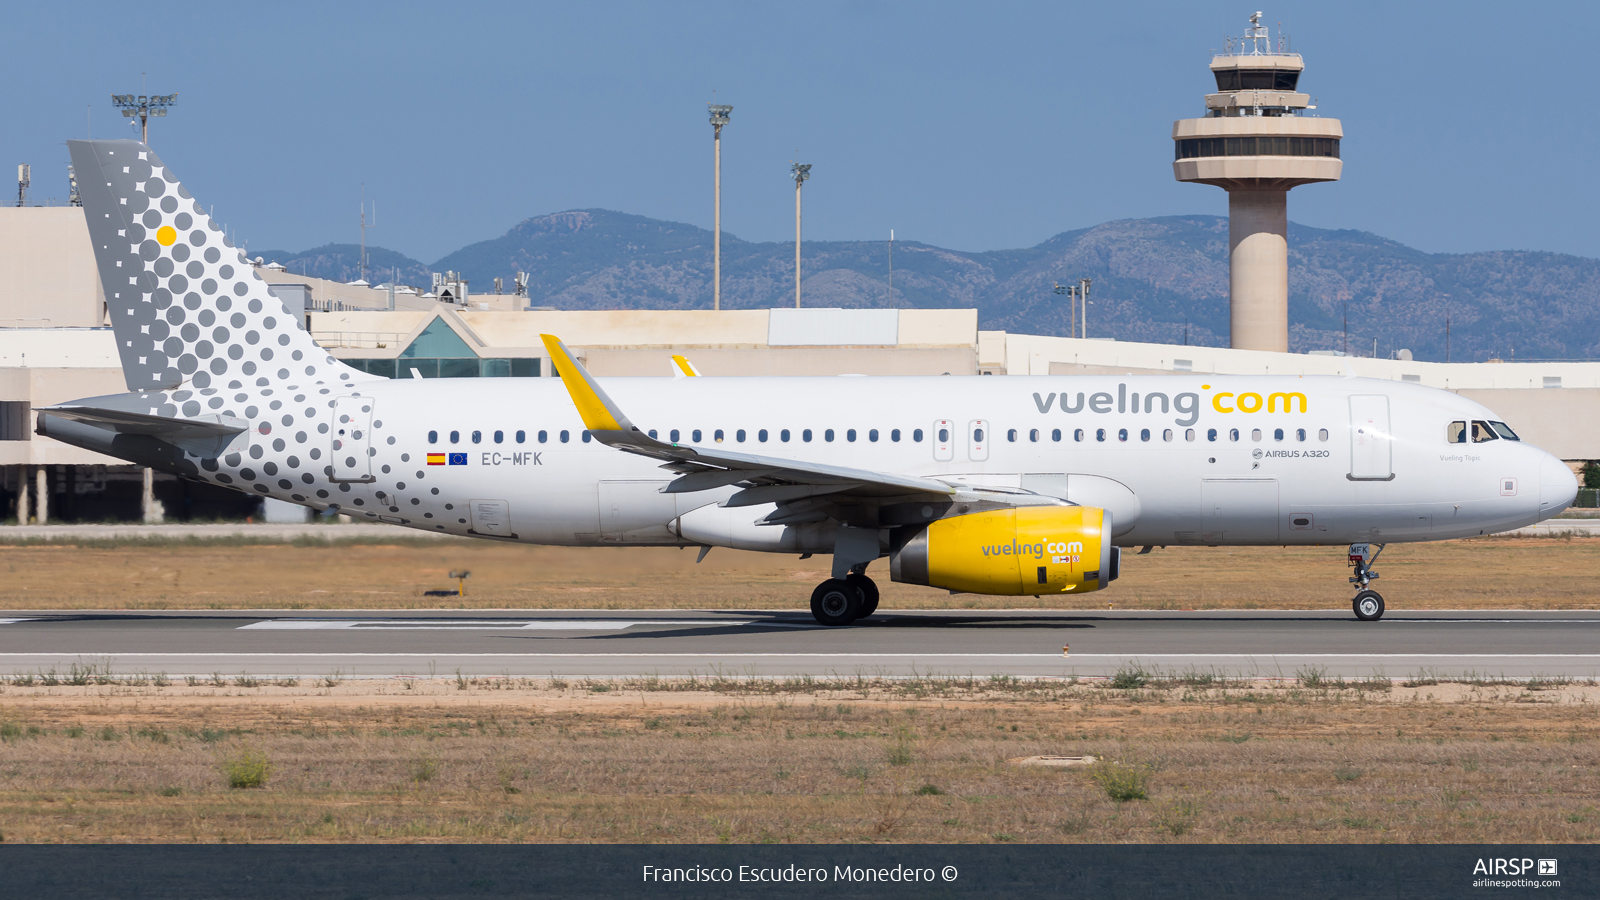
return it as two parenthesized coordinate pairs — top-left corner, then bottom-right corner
(1539, 860), (1558, 876)
(1252, 448), (1264, 460)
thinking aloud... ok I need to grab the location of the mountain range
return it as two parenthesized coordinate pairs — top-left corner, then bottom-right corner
(257, 211), (1600, 362)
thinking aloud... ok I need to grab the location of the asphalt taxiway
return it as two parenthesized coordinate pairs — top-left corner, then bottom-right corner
(1, 609), (1596, 680)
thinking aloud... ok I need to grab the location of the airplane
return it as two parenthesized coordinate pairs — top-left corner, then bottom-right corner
(39, 139), (1579, 625)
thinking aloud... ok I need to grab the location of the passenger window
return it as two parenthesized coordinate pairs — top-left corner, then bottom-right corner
(560, 430), (570, 443)
(1447, 421), (1466, 444)
(825, 429), (836, 442)
(936, 427), (948, 443)
(1318, 428), (1329, 441)
(493, 430), (504, 444)
(1117, 428), (1128, 442)
(538, 430), (548, 443)
(973, 427), (985, 443)
(803, 429), (813, 442)
(1096, 428), (1106, 442)
(1207, 428), (1217, 442)
(1030, 428), (1040, 442)
(1491, 421), (1520, 441)
(1229, 428), (1240, 442)
(1007, 429), (1017, 442)
(1273, 428), (1283, 441)
(1471, 420), (1498, 443)
(714, 429), (725, 443)
(781, 429), (791, 442)
(735, 429), (745, 442)
(846, 429), (856, 442)
(1163, 429), (1173, 442)
(1250, 429), (1261, 442)
(648, 429), (657, 439)
(515, 430), (526, 443)
(913, 429), (924, 442)
(758, 429), (768, 442)
(449, 430), (460, 444)
(1186, 429), (1195, 441)
(427, 430), (438, 444)
(693, 429), (703, 442)
(1074, 429), (1084, 442)
(1140, 428), (1151, 442)
(670, 429), (680, 443)
(891, 429), (901, 442)
(1052, 428), (1062, 442)
(1295, 428), (1306, 441)
(869, 429), (879, 442)
(582, 431), (592, 443)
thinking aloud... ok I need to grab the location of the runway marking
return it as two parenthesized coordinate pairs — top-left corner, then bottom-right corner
(237, 619), (816, 631)
(0, 619), (35, 625)
(2, 652), (1600, 659)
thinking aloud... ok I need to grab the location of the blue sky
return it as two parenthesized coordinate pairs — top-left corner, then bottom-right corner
(7, 1), (1597, 262)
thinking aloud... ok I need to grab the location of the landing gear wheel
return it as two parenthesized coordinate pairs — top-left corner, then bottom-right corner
(1353, 590), (1385, 622)
(846, 573), (879, 618)
(811, 579), (863, 627)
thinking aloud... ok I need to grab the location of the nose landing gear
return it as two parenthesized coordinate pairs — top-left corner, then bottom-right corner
(1348, 543), (1386, 621)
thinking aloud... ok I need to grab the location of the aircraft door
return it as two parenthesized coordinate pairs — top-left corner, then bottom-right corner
(933, 420), (954, 462)
(1348, 395), (1394, 481)
(330, 396), (375, 483)
(968, 420), (990, 461)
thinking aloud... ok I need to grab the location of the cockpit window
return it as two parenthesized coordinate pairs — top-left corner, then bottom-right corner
(1490, 421), (1521, 441)
(1470, 420), (1499, 443)
(1446, 421), (1466, 444)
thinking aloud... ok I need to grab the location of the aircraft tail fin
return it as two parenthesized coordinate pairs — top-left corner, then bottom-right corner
(670, 354), (701, 378)
(66, 139), (371, 393)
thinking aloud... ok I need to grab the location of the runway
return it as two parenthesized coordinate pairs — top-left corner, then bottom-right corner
(2, 609), (1598, 680)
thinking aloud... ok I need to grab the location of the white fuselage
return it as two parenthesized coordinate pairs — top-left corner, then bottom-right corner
(203, 372), (1568, 550)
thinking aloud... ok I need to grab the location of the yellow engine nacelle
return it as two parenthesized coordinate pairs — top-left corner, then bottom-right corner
(890, 506), (1118, 596)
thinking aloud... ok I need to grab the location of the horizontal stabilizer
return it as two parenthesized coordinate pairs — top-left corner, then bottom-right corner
(40, 403), (248, 458)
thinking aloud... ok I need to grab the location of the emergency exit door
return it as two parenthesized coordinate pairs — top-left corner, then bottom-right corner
(1348, 395), (1394, 481)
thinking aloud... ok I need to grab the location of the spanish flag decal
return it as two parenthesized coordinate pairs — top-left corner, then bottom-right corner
(426, 453), (447, 466)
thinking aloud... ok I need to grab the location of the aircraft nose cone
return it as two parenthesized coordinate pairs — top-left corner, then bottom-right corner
(1539, 454), (1579, 520)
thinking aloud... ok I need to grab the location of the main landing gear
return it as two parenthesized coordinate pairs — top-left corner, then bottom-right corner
(1347, 543), (1386, 621)
(810, 569), (880, 627)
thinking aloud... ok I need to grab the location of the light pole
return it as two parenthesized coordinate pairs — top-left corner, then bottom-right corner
(111, 93), (177, 143)
(1078, 277), (1092, 338)
(1053, 282), (1074, 338)
(791, 163), (811, 308)
(708, 104), (732, 310)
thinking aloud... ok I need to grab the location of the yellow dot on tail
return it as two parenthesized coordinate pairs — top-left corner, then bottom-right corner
(156, 226), (177, 246)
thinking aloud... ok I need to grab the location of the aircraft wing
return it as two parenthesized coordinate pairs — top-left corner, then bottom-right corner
(539, 335), (960, 521)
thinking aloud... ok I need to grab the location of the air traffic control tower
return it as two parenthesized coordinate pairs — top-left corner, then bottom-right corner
(1173, 13), (1341, 352)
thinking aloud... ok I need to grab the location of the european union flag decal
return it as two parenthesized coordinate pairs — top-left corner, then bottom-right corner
(448, 453), (468, 466)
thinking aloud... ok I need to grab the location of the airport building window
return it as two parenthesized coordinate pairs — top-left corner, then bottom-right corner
(1186, 429), (1196, 441)
(1052, 428), (1062, 442)
(912, 429), (923, 442)
(427, 430), (438, 444)
(846, 429), (857, 442)
(869, 429), (879, 442)
(1175, 135), (1337, 160)
(449, 430), (460, 444)
(758, 429), (768, 442)
(1318, 428), (1329, 441)
(714, 429), (725, 443)
(560, 430), (570, 443)
(515, 430), (525, 443)
(891, 429), (901, 442)
(803, 429), (813, 442)
(538, 430), (548, 443)
(781, 429), (791, 442)
(693, 429), (703, 442)
(735, 429), (746, 443)
(1212, 68), (1300, 91)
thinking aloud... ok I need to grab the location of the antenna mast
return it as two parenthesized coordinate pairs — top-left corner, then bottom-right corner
(358, 185), (376, 283)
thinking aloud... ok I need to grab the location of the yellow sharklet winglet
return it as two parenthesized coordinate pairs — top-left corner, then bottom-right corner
(540, 334), (627, 433)
(670, 354), (700, 378)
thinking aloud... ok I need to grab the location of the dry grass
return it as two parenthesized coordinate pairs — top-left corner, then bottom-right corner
(0, 535), (1594, 611)
(0, 677), (1597, 844)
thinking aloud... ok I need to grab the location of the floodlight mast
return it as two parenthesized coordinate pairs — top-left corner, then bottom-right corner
(791, 163), (811, 308)
(708, 104), (732, 311)
(110, 93), (177, 143)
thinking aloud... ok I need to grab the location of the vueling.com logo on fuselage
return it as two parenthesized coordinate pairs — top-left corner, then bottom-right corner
(1031, 383), (1308, 427)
